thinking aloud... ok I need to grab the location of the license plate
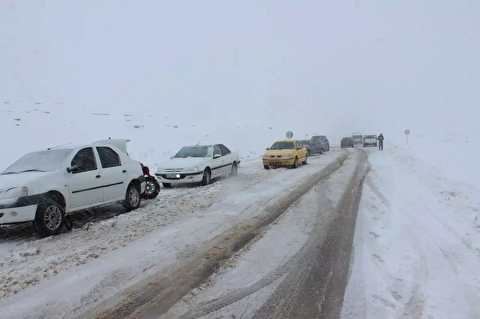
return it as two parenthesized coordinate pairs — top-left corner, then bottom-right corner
(166, 174), (181, 178)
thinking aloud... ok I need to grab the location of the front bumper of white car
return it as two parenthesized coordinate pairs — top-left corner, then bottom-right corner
(0, 196), (39, 224)
(155, 171), (204, 185)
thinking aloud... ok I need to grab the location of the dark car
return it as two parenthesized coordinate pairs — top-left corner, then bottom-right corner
(300, 139), (323, 156)
(341, 137), (354, 148)
(310, 135), (330, 152)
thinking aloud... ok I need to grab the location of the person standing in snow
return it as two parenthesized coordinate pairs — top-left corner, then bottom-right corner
(377, 133), (384, 151)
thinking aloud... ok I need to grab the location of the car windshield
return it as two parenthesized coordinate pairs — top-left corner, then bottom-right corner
(174, 146), (212, 158)
(270, 142), (295, 150)
(365, 135), (377, 139)
(353, 135), (362, 138)
(300, 140), (311, 145)
(2, 149), (74, 174)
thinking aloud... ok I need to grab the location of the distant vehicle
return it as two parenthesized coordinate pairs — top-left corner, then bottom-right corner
(155, 144), (240, 187)
(300, 139), (323, 156)
(0, 139), (146, 237)
(263, 140), (308, 169)
(310, 135), (330, 152)
(341, 137), (354, 148)
(363, 135), (378, 147)
(352, 134), (363, 145)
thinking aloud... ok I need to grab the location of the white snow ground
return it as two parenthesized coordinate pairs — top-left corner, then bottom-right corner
(342, 141), (480, 319)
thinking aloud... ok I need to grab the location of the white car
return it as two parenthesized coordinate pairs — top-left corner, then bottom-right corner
(0, 139), (146, 237)
(155, 144), (240, 187)
(363, 134), (378, 147)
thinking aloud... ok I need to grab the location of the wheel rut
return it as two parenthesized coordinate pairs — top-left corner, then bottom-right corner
(78, 152), (351, 319)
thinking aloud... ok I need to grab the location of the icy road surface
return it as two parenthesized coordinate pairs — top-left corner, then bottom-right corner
(1, 149), (350, 319)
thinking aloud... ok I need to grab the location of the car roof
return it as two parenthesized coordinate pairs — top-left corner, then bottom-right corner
(274, 139), (297, 142)
(37, 139), (131, 154)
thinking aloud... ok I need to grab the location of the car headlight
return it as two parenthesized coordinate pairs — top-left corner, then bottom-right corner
(193, 166), (199, 172)
(263, 155), (270, 159)
(1, 186), (28, 199)
(283, 155), (293, 159)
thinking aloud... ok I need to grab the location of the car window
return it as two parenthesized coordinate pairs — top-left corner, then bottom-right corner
(96, 147), (122, 168)
(270, 142), (295, 150)
(213, 145), (222, 157)
(174, 146), (211, 158)
(296, 141), (303, 148)
(2, 149), (73, 174)
(219, 144), (231, 155)
(71, 147), (97, 173)
(300, 140), (310, 145)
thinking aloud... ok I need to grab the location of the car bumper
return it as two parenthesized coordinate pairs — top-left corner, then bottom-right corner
(0, 204), (37, 224)
(137, 175), (147, 193)
(262, 158), (295, 167)
(155, 171), (204, 184)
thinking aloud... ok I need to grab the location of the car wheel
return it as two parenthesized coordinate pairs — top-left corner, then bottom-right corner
(230, 162), (238, 176)
(201, 168), (211, 186)
(123, 183), (141, 212)
(292, 157), (298, 168)
(144, 178), (160, 199)
(162, 183), (172, 188)
(264, 165), (270, 170)
(33, 197), (65, 237)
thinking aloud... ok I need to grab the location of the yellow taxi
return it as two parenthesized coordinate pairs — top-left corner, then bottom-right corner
(262, 139), (308, 169)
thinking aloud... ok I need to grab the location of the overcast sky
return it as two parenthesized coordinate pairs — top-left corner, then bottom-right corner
(1, 0), (479, 141)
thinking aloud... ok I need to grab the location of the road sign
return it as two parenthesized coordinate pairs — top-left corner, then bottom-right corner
(286, 131), (293, 139)
(405, 129), (410, 145)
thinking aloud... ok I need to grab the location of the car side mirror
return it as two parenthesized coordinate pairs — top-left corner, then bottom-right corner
(213, 154), (221, 159)
(266, 147), (270, 150)
(66, 165), (79, 173)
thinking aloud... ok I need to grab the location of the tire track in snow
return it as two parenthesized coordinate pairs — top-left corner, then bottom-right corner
(86, 153), (350, 319)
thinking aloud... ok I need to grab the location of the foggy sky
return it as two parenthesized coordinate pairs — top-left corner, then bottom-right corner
(1, 0), (479, 142)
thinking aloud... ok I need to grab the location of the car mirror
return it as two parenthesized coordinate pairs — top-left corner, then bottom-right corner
(266, 147), (270, 150)
(213, 154), (221, 159)
(67, 165), (80, 173)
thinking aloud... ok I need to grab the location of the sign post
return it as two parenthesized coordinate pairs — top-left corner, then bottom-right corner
(404, 129), (410, 144)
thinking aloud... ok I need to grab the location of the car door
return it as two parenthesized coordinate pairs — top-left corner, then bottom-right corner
(96, 146), (126, 202)
(219, 144), (233, 174)
(65, 147), (104, 209)
(212, 145), (226, 177)
(296, 141), (307, 161)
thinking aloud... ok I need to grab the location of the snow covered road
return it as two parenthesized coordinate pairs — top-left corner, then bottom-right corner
(342, 146), (480, 319)
(0, 149), (351, 319)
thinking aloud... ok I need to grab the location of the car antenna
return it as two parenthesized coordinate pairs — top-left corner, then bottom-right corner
(47, 142), (72, 150)
(196, 141), (200, 146)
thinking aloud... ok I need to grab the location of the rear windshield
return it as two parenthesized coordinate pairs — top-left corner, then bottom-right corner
(364, 135), (377, 139)
(270, 142), (295, 150)
(353, 135), (362, 138)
